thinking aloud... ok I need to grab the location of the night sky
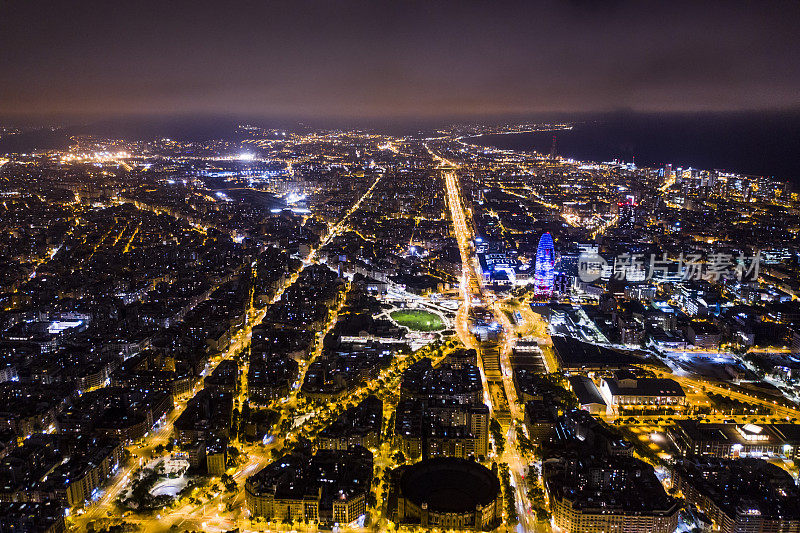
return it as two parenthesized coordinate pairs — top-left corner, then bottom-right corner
(1, 0), (799, 119)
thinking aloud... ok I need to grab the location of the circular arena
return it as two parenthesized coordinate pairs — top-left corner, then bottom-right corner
(395, 458), (501, 530)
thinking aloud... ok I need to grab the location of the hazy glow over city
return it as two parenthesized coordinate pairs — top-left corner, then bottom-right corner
(1, 2), (800, 533)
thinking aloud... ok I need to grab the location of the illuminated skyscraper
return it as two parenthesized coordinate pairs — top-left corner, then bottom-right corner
(534, 232), (555, 296)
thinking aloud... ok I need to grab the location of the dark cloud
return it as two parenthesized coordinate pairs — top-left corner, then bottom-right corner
(0, 0), (798, 119)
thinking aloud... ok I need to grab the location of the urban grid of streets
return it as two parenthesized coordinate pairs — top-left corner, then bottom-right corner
(431, 140), (800, 533)
(6, 125), (798, 533)
(432, 146), (542, 533)
(73, 171), (389, 532)
(72, 140), (553, 533)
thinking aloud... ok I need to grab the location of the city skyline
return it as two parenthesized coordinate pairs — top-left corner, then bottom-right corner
(2, 2), (800, 533)
(1, 116), (800, 533)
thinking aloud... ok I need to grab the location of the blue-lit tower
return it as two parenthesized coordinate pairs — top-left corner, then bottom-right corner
(534, 232), (555, 296)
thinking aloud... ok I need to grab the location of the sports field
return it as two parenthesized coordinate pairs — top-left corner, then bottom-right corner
(390, 309), (445, 331)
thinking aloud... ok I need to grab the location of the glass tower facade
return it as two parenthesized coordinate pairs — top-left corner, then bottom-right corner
(534, 232), (555, 296)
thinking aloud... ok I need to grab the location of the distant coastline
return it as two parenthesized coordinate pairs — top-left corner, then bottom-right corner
(463, 113), (800, 183)
(3, 112), (799, 183)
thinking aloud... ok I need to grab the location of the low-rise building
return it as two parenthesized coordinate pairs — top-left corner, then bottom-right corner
(247, 356), (299, 405)
(400, 359), (483, 405)
(203, 359), (239, 394)
(315, 395), (382, 452)
(245, 446), (372, 525)
(557, 410), (633, 457)
(523, 400), (557, 443)
(669, 420), (800, 461)
(173, 389), (232, 445)
(0, 434), (123, 508)
(56, 387), (172, 443)
(545, 454), (679, 533)
(38, 439), (124, 508)
(395, 398), (489, 460)
(205, 436), (228, 476)
(568, 375), (607, 415)
(674, 459), (800, 533)
(599, 370), (685, 409)
(687, 321), (722, 348)
(0, 500), (66, 533)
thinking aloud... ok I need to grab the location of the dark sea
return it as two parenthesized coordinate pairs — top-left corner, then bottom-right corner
(465, 112), (800, 183)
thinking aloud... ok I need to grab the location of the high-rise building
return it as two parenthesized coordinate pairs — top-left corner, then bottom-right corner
(534, 232), (555, 296)
(663, 163), (673, 183)
(618, 201), (636, 229)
